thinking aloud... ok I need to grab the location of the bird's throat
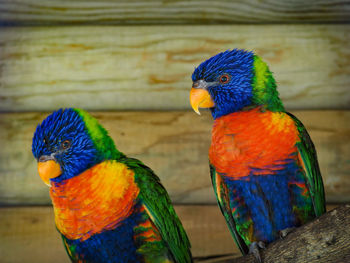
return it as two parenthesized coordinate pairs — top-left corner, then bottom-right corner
(50, 160), (140, 241)
(209, 108), (299, 178)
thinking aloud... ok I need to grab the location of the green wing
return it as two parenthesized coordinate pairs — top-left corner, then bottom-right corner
(210, 164), (249, 255)
(286, 112), (326, 216)
(121, 157), (192, 263)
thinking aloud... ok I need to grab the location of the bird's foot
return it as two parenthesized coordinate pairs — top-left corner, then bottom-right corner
(279, 227), (296, 239)
(249, 241), (266, 263)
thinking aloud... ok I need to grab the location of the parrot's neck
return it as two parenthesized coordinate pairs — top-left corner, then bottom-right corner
(50, 160), (140, 241)
(251, 55), (285, 113)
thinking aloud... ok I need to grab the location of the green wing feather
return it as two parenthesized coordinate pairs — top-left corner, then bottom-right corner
(287, 112), (326, 216)
(210, 164), (249, 255)
(121, 157), (192, 263)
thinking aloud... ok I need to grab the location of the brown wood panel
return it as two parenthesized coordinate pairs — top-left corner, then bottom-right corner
(0, 110), (349, 205)
(0, 25), (350, 112)
(0, 205), (338, 263)
(0, 0), (349, 25)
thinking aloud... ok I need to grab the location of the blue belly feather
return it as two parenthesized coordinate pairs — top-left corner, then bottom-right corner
(224, 159), (315, 243)
(63, 210), (143, 263)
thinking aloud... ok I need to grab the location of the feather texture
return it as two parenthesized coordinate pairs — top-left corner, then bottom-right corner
(209, 109), (324, 251)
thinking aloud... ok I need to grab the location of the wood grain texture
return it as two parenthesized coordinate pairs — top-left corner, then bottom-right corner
(0, 110), (349, 205)
(0, 25), (350, 112)
(0, 0), (350, 25)
(0, 205), (338, 263)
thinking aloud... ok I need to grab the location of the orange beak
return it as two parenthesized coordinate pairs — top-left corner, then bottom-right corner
(37, 159), (61, 187)
(190, 88), (215, 115)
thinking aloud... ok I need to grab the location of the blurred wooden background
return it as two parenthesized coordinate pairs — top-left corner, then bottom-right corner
(0, 1), (350, 262)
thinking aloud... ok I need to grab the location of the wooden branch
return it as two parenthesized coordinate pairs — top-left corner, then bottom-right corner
(0, 0), (350, 25)
(213, 205), (350, 263)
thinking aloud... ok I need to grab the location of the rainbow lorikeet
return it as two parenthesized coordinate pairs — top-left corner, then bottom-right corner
(189, 49), (326, 261)
(32, 109), (192, 263)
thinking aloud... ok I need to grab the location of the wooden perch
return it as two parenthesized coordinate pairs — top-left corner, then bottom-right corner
(205, 205), (350, 263)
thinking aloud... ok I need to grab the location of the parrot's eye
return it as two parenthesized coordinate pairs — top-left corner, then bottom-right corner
(61, 140), (71, 150)
(219, 74), (230, 84)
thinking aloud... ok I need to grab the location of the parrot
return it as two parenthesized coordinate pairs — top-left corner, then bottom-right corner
(189, 49), (326, 262)
(32, 108), (192, 263)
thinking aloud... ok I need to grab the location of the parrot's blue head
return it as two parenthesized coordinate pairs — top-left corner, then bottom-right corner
(32, 108), (122, 186)
(190, 49), (284, 119)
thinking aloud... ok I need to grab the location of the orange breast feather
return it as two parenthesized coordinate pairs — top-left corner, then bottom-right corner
(50, 161), (140, 241)
(209, 108), (299, 178)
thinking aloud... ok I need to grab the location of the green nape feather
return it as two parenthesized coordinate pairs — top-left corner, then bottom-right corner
(252, 55), (285, 112)
(74, 109), (125, 160)
(120, 157), (192, 263)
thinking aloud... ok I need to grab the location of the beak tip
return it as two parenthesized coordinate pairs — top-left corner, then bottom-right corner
(190, 104), (201, 115)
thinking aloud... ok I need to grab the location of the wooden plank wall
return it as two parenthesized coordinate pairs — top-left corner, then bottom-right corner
(1, 0), (350, 25)
(0, 1), (349, 262)
(1, 25), (350, 111)
(1, 111), (350, 205)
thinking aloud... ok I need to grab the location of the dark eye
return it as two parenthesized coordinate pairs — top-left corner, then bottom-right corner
(219, 74), (230, 84)
(61, 140), (71, 150)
